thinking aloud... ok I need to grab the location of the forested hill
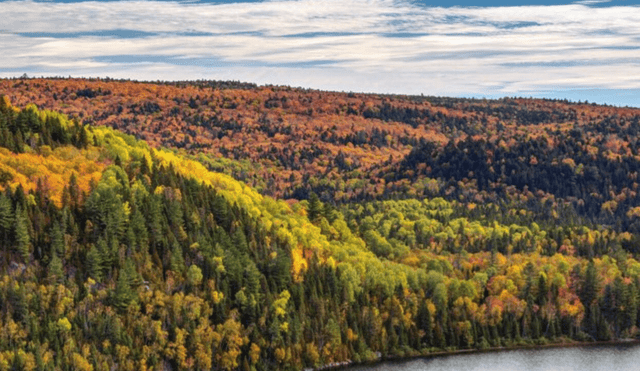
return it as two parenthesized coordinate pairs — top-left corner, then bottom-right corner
(1, 81), (640, 371)
(3, 78), (640, 233)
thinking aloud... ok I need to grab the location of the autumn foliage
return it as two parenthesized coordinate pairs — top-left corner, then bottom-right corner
(0, 80), (640, 370)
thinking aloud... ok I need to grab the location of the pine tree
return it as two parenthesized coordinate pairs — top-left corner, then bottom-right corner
(48, 251), (63, 282)
(77, 125), (89, 149)
(170, 242), (185, 274)
(113, 270), (133, 312)
(417, 301), (433, 346)
(50, 221), (65, 257)
(307, 192), (322, 223)
(113, 259), (138, 312)
(129, 209), (148, 251)
(124, 257), (141, 287)
(14, 205), (30, 262)
(86, 244), (103, 281)
(581, 261), (599, 308)
(13, 130), (24, 153)
(0, 193), (14, 248)
(139, 155), (151, 176)
(1, 128), (13, 152)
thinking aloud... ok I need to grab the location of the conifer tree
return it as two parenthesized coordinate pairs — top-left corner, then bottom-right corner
(417, 301), (432, 346)
(124, 257), (141, 287)
(581, 261), (599, 308)
(113, 270), (133, 312)
(50, 221), (65, 257)
(0, 193), (13, 248)
(95, 237), (112, 276)
(129, 209), (148, 251)
(77, 126), (89, 149)
(170, 242), (185, 274)
(86, 244), (103, 281)
(307, 192), (322, 223)
(48, 250), (63, 282)
(0, 127), (12, 151)
(13, 130), (24, 153)
(14, 204), (30, 262)
(113, 259), (138, 311)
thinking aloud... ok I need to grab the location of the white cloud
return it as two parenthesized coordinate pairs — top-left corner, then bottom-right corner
(0, 0), (639, 105)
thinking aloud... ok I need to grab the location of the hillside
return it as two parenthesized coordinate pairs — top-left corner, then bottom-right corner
(3, 78), (640, 232)
(0, 80), (640, 370)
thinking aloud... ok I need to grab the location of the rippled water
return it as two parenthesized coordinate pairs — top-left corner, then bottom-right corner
(349, 343), (640, 371)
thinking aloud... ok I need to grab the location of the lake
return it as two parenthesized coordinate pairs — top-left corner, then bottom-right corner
(348, 343), (640, 371)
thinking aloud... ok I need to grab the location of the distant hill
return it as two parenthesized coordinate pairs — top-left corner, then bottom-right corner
(3, 78), (640, 230)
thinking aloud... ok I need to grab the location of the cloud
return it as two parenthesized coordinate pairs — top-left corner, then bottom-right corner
(0, 0), (639, 106)
(574, 0), (612, 5)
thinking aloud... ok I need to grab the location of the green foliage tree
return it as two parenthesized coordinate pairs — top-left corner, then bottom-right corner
(113, 258), (138, 311)
(86, 243), (103, 281)
(14, 204), (30, 262)
(170, 242), (185, 274)
(0, 193), (13, 250)
(48, 250), (63, 282)
(187, 264), (203, 290)
(307, 192), (322, 224)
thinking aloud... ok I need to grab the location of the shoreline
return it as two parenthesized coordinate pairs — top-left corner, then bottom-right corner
(318, 338), (640, 371)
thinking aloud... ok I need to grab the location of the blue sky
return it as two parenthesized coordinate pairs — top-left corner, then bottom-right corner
(1, 0), (639, 107)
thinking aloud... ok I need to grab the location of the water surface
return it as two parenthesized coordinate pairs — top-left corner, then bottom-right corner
(350, 343), (640, 371)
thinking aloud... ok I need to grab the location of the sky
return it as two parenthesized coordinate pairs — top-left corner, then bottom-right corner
(0, 0), (639, 107)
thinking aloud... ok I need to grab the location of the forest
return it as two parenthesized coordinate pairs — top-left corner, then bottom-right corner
(0, 78), (640, 370)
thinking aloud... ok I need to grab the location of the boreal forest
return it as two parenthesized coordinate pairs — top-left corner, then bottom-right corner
(0, 77), (640, 370)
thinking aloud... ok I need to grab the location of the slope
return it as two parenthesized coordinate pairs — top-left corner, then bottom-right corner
(0, 94), (639, 371)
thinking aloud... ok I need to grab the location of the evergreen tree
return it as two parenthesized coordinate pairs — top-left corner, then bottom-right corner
(0, 127), (13, 152)
(113, 259), (138, 311)
(77, 125), (89, 149)
(86, 244), (103, 281)
(307, 192), (322, 223)
(0, 193), (13, 248)
(129, 209), (148, 251)
(113, 270), (133, 311)
(48, 251), (63, 282)
(13, 130), (24, 153)
(416, 300), (432, 346)
(581, 261), (599, 308)
(95, 237), (111, 276)
(14, 204), (30, 262)
(50, 221), (65, 257)
(170, 242), (185, 274)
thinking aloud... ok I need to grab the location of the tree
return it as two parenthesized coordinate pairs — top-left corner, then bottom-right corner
(68, 173), (80, 207)
(417, 300), (433, 346)
(187, 264), (203, 292)
(113, 259), (138, 311)
(14, 204), (30, 262)
(581, 261), (599, 308)
(50, 221), (65, 257)
(129, 209), (148, 252)
(77, 126), (89, 149)
(0, 193), (13, 250)
(307, 192), (322, 224)
(170, 242), (185, 274)
(86, 244), (103, 281)
(216, 314), (245, 371)
(48, 251), (63, 282)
